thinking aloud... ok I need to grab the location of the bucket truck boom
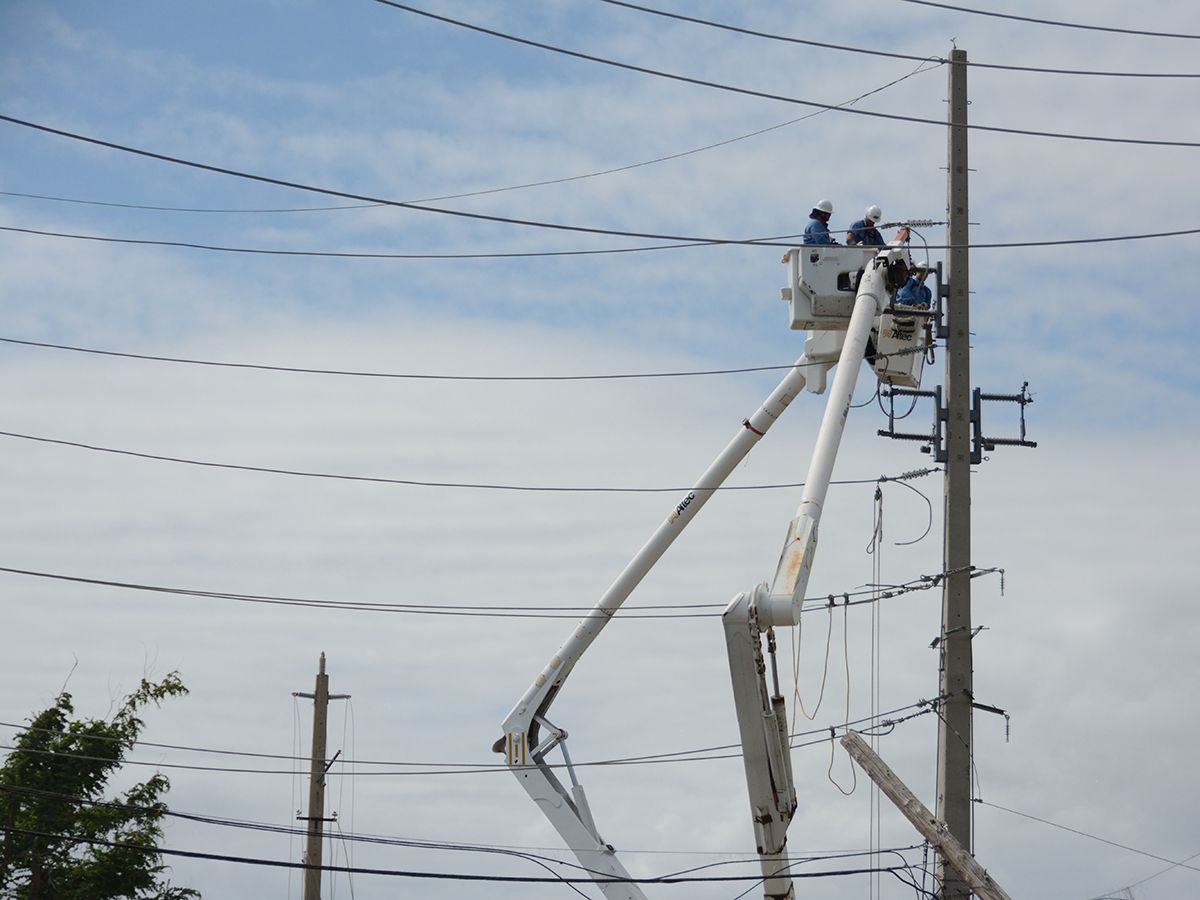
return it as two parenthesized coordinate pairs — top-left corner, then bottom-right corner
(496, 357), (816, 900)
(722, 242), (915, 899)
(497, 239), (929, 900)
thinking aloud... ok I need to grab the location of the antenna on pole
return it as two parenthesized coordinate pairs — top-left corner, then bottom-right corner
(293, 652), (351, 900)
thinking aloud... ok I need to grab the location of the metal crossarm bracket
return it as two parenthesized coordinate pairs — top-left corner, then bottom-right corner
(933, 263), (948, 340)
(879, 381), (1037, 462)
(978, 382), (1038, 453)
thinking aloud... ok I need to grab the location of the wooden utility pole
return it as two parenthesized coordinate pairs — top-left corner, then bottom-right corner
(293, 652), (350, 900)
(937, 47), (974, 899)
(842, 733), (1011, 900)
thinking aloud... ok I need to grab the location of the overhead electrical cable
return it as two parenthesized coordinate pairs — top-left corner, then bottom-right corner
(0, 787), (931, 892)
(0, 791), (594, 899)
(0, 708), (936, 778)
(0, 782), (927, 875)
(0, 336), (825, 381)
(0, 224), (721, 259)
(6, 220), (1200, 259)
(0, 428), (925, 493)
(0, 114), (796, 247)
(598, 0), (1200, 77)
(1124, 847), (1200, 891)
(976, 799), (1200, 875)
(894, 0), (1200, 40)
(0, 560), (983, 622)
(0, 827), (913, 886)
(368, 1), (1200, 148)
(0, 701), (933, 768)
(0, 701), (936, 777)
(0, 788), (936, 900)
(0, 189), (375, 214)
(0, 60), (938, 214)
(3, 115), (1199, 268)
(0, 563), (724, 620)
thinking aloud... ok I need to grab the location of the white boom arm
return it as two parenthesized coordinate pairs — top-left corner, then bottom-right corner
(722, 244), (907, 900)
(763, 249), (891, 627)
(498, 241), (916, 900)
(497, 355), (819, 899)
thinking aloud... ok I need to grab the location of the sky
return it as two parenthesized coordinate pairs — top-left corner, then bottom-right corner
(1, 1), (1199, 898)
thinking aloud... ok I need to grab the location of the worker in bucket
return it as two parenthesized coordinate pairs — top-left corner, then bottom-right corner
(846, 204), (885, 247)
(897, 259), (933, 307)
(803, 199), (837, 244)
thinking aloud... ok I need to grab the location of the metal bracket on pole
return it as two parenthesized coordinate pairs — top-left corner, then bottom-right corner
(877, 382), (1037, 463)
(933, 262), (949, 341)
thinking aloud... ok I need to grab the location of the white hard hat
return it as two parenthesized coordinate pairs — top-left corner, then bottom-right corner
(814, 199), (834, 214)
(866, 204), (882, 223)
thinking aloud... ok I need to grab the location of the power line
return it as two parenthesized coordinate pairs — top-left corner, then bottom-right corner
(369, 1), (1200, 148)
(0, 788), (934, 900)
(4, 114), (1200, 267)
(0, 563), (723, 620)
(0, 428), (898, 493)
(894, 0), (1200, 40)
(0, 785), (590, 900)
(7, 219), (1200, 260)
(0, 189), (377, 214)
(0, 336), (816, 381)
(0, 709), (929, 777)
(598, 0), (1200, 77)
(0, 59), (936, 214)
(0, 826), (912, 885)
(975, 799), (1200, 876)
(0, 558), (973, 622)
(1125, 848), (1200, 890)
(0, 224), (715, 259)
(0, 114), (793, 247)
(0, 782), (927, 870)
(0, 700), (936, 777)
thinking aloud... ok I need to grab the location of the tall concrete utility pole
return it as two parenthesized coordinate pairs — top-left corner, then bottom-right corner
(294, 652), (350, 900)
(937, 48), (974, 899)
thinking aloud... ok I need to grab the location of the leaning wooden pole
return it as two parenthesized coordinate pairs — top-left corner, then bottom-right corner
(841, 732), (1011, 900)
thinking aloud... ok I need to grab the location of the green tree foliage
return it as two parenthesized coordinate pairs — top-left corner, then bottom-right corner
(0, 672), (199, 899)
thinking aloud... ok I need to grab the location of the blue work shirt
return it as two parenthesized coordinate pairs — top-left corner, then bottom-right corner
(897, 276), (932, 307)
(803, 216), (834, 245)
(847, 219), (885, 247)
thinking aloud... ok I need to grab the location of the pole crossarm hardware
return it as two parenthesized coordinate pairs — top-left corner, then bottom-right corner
(878, 381), (1037, 463)
(841, 732), (1014, 900)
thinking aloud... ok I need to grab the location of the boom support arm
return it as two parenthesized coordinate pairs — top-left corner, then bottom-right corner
(498, 241), (911, 900)
(722, 246), (902, 900)
(497, 356), (817, 899)
(762, 256), (888, 627)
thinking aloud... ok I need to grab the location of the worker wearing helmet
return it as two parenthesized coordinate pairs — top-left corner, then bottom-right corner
(897, 259), (932, 308)
(847, 204), (885, 247)
(803, 199), (837, 245)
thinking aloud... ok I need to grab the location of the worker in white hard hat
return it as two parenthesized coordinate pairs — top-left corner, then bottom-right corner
(803, 199), (837, 245)
(897, 258), (932, 308)
(846, 204), (885, 247)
